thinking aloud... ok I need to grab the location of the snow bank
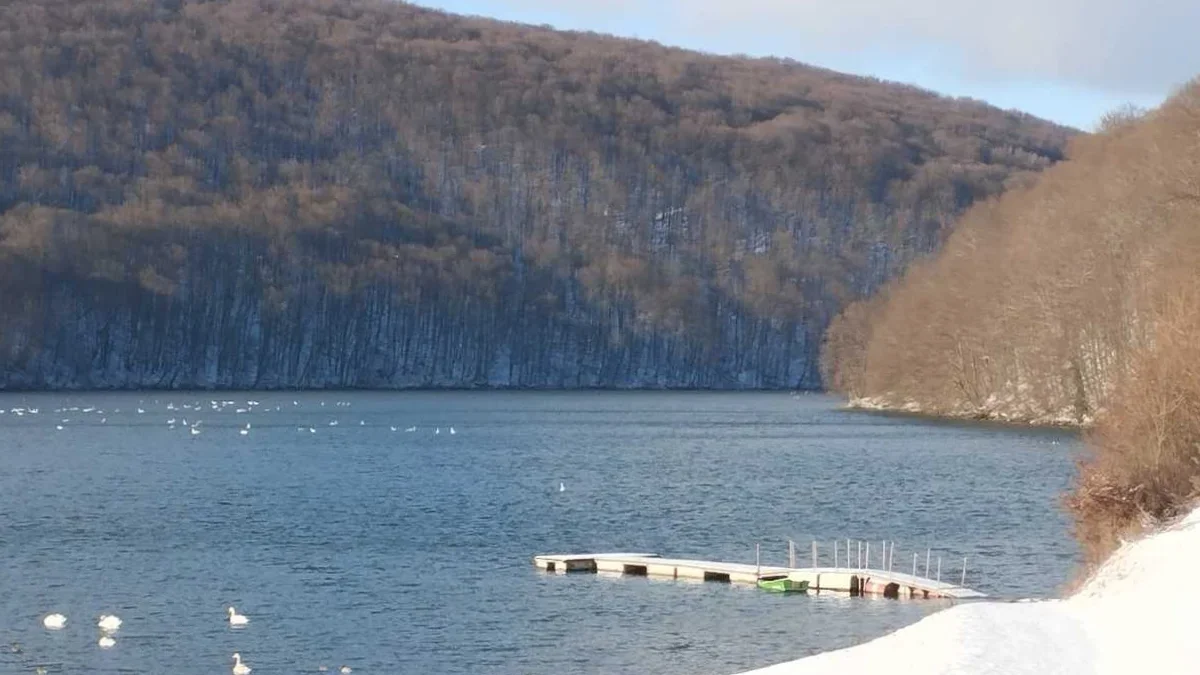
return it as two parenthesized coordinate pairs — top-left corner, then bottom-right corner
(846, 395), (1089, 427)
(737, 508), (1200, 675)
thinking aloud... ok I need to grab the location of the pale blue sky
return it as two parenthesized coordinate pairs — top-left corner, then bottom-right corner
(418, 1), (1194, 130)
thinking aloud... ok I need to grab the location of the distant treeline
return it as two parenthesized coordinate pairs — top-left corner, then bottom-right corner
(0, 0), (1071, 389)
(822, 80), (1200, 564)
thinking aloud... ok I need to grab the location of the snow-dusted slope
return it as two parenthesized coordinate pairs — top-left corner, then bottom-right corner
(739, 509), (1200, 675)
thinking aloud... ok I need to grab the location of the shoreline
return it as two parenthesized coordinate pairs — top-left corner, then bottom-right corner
(733, 508), (1199, 675)
(845, 396), (1091, 430)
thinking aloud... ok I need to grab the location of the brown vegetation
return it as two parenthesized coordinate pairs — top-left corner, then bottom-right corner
(0, 0), (1070, 388)
(1068, 290), (1200, 564)
(823, 80), (1200, 563)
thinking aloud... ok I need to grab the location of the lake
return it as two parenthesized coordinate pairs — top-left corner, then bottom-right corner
(0, 391), (1080, 674)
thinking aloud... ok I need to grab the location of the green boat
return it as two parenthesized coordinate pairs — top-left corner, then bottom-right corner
(756, 575), (810, 593)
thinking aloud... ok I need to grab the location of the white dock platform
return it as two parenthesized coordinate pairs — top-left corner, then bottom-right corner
(534, 552), (986, 599)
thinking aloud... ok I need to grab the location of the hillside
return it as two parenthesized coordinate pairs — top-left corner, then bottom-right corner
(0, 0), (1072, 390)
(822, 81), (1200, 560)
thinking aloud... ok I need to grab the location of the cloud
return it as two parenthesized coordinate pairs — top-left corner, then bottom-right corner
(678, 0), (1200, 95)
(450, 0), (1200, 96)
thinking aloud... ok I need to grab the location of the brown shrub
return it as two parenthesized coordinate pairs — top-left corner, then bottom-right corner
(1067, 290), (1200, 565)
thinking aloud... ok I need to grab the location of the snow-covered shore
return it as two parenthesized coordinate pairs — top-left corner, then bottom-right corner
(737, 508), (1198, 675)
(848, 395), (1090, 427)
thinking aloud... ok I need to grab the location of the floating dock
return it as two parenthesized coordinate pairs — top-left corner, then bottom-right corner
(533, 552), (986, 600)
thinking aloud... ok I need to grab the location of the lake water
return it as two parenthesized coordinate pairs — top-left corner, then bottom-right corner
(0, 392), (1080, 674)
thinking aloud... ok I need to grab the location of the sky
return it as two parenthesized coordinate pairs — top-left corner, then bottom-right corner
(417, 0), (1200, 130)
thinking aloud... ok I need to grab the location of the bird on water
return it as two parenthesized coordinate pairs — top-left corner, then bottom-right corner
(97, 614), (122, 632)
(227, 606), (249, 626)
(232, 652), (252, 674)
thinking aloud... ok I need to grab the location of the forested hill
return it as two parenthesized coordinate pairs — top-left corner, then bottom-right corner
(0, 0), (1072, 390)
(820, 82), (1200, 562)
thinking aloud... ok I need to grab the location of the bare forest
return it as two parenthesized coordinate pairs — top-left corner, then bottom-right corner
(823, 81), (1200, 562)
(0, 0), (1071, 389)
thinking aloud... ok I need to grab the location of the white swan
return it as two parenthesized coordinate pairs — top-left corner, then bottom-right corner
(42, 613), (67, 630)
(227, 606), (249, 626)
(98, 635), (116, 649)
(97, 614), (122, 632)
(191, 427), (202, 436)
(232, 652), (252, 674)
(449, 427), (456, 435)
(390, 426), (397, 432)
(405, 426), (417, 432)
(559, 482), (566, 492)
(340, 667), (352, 674)
(435, 427), (440, 435)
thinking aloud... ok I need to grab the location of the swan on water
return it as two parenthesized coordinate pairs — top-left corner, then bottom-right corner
(449, 427), (456, 435)
(191, 427), (202, 436)
(98, 635), (116, 649)
(232, 652), (252, 674)
(42, 613), (67, 630)
(227, 606), (249, 626)
(435, 427), (440, 435)
(390, 426), (397, 432)
(559, 482), (566, 492)
(340, 667), (352, 674)
(97, 614), (122, 632)
(405, 426), (417, 432)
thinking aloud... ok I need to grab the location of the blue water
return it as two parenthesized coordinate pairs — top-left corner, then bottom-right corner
(0, 392), (1080, 674)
